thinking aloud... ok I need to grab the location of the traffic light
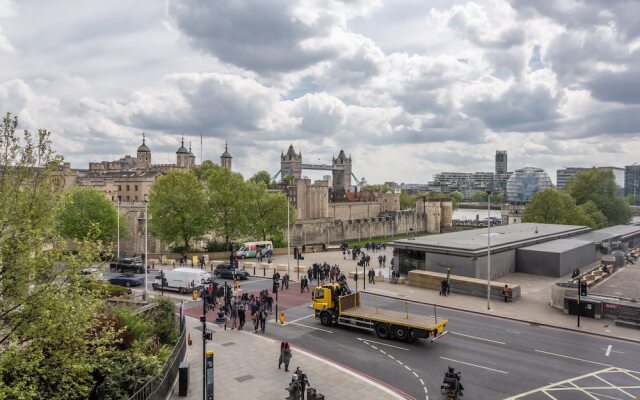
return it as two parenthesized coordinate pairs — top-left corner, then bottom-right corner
(579, 281), (588, 297)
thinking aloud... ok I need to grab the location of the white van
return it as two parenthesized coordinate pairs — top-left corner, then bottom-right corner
(153, 268), (213, 294)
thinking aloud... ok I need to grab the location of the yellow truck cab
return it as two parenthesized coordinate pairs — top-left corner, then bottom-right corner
(313, 283), (447, 343)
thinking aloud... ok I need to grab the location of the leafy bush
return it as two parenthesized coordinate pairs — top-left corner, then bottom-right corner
(83, 280), (131, 298)
(153, 297), (177, 345)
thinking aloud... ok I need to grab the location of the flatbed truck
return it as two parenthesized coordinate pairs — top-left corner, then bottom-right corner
(312, 283), (447, 343)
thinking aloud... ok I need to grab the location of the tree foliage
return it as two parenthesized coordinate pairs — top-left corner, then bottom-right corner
(566, 168), (632, 225)
(0, 113), (112, 399)
(399, 190), (415, 210)
(148, 171), (208, 251)
(522, 189), (607, 229)
(472, 190), (488, 202)
(248, 170), (273, 187)
(57, 187), (127, 243)
(205, 167), (250, 246)
(246, 182), (295, 240)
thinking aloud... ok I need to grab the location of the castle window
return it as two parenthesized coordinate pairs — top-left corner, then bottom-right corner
(135, 195), (138, 201)
(126, 185), (130, 191)
(126, 196), (130, 201)
(118, 185), (121, 191)
(135, 185), (138, 191)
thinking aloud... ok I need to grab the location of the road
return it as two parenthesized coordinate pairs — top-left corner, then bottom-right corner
(262, 288), (640, 400)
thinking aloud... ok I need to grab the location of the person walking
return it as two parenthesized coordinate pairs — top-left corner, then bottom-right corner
(279, 342), (292, 371)
(503, 284), (511, 303)
(440, 279), (447, 296)
(259, 307), (268, 333)
(252, 310), (259, 332)
(238, 302), (246, 330)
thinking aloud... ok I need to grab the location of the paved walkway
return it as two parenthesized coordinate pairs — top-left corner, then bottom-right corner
(169, 316), (402, 400)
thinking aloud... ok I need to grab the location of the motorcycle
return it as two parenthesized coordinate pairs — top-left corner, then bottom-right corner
(441, 367), (463, 399)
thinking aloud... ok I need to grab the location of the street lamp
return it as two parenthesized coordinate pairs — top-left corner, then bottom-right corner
(287, 195), (291, 277)
(144, 194), (148, 300)
(117, 195), (121, 261)
(486, 190), (491, 311)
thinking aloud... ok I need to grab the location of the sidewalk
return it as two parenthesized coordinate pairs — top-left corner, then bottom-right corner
(169, 317), (402, 400)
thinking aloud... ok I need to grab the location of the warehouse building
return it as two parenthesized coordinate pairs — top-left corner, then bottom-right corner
(393, 223), (640, 279)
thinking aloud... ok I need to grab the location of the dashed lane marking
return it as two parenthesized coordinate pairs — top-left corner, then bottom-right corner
(440, 356), (508, 374)
(450, 331), (506, 345)
(359, 338), (428, 400)
(288, 322), (333, 333)
(605, 344), (612, 357)
(534, 349), (612, 367)
(356, 337), (410, 350)
(505, 329), (521, 334)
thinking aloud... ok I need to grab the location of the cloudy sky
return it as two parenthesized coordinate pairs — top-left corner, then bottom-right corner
(1, 0), (639, 184)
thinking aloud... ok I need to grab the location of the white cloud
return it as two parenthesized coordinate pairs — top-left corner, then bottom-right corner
(0, 0), (639, 184)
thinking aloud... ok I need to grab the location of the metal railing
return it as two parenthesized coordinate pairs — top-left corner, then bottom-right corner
(129, 316), (187, 400)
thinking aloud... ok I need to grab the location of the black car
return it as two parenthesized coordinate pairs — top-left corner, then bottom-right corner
(214, 262), (250, 280)
(109, 258), (145, 273)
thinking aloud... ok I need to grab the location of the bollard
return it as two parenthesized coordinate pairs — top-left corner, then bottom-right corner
(263, 266), (266, 277)
(253, 266), (256, 275)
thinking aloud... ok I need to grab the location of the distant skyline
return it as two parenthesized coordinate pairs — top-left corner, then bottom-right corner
(1, 0), (639, 185)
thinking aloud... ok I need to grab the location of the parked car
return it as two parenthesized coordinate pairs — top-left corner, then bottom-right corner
(214, 262), (250, 280)
(108, 274), (144, 287)
(80, 267), (104, 281)
(109, 258), (145, 273)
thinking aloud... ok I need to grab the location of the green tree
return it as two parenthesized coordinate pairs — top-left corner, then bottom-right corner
(57, 187), (127, 243)
(0, 113), (112, 399)
(246, 182), (295, 240)
(449, 191), (464, 210)
(148, 171), (208, 251)
(576, 201), (608, 229)
(566, 168), (632, 225)
(523, 189), (582, 225)
(472, 190), (488, 202)
(206, 167), (250, 247)
(248, 170), (273, 187)
(399, 190), (415, 210)
(191, 159), (217, 180)
(492, 192), (506, 204)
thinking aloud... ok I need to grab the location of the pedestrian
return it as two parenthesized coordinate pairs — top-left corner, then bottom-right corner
(238, 302), (246, 330)
(253, 310), (259, 332)
(503, 284), (511, 303)
(440, 279), (447, 296)
(282, 342), (292, 372)
(279, 342), (285, 369)
(230, 302), (238, 329)
(259, 308), (268, 333)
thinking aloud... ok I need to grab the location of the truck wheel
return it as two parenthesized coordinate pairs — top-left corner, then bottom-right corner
(116, 267), (121, 273)
(374, 323), (391, 340)
(320, 311), (333, 326)
(392, 325), (410, 342)
(178, 287), (185, 294)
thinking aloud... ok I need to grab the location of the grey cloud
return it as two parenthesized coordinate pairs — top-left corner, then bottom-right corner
(572, 106), (640, 137)
(464, 85), (562, 132)
(447, 8), (524, 49)
(587, 69), (640, 104)
(168, 0), (339, 73)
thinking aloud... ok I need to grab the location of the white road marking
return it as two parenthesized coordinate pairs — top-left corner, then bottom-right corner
(605, 345), (612, 357)
(356, 337), (409, 350)
(371, 345), (378, 350)
(450, 331), (506, 345)
(238, 330), (406, 399)
(534, 349), (612, 367)
(380, 350), (386, 354)
(396, 359), (403, 365)
(289, 322), (333, 333)
(600, 348), (625, 355)
(285, 314), (314, 324)
(388, 355), (395, 360)
(419, 379), (424, 385)
(413, 371), (419, 378)
(504, 367), (615, 399)
(440, 357), (508, 374)
(405, 365), (411, 371)
(505, 329), (521, 334)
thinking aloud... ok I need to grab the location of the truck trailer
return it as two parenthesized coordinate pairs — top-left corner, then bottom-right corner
(312, 283), (447, 343)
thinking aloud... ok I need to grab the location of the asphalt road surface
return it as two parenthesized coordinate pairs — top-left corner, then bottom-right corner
(263, 291), (640, 400)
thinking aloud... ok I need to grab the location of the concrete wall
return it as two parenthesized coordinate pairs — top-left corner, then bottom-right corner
(422, 253), (476, 278)
(408, 270), (521, 300)
(473, 250), (517, 279)
(517, 243), (597, 277)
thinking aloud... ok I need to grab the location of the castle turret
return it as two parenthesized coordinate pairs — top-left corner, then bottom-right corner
(136, 132), (151, 170)
(188, 142), (196, 168)
(220, 141), (232, 170)
(176, 136), (189, 168)
(280, 144), (302, 182)
(332, 149), (352, 192)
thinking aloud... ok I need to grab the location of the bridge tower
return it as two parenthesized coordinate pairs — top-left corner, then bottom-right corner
(281, 144), (302, 181)
(332, 150), (352, 192)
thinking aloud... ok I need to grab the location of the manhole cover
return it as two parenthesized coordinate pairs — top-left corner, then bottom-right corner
(222, 342), (236, 347)
(235, 375), (254, 383)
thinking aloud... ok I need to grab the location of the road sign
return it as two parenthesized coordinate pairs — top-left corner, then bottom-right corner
(206, 350), (214, 399)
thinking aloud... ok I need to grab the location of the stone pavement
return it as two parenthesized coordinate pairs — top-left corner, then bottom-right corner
(169, 316), (402, 400)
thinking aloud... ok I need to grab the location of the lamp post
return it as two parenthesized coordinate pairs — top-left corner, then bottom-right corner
(287, 196), (291, 277)
(117, 195), (121, 261)
(486, 190), (491, 311)
(144, 194), (148, 300)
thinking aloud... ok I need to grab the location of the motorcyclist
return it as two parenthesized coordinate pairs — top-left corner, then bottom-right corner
(442, 366), (464, 397)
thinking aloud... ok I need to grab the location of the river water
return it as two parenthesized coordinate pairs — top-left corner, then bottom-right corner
(455, 208), (640, 224)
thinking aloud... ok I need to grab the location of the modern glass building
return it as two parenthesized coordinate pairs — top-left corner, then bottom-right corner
(506, 167), (553, 203)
